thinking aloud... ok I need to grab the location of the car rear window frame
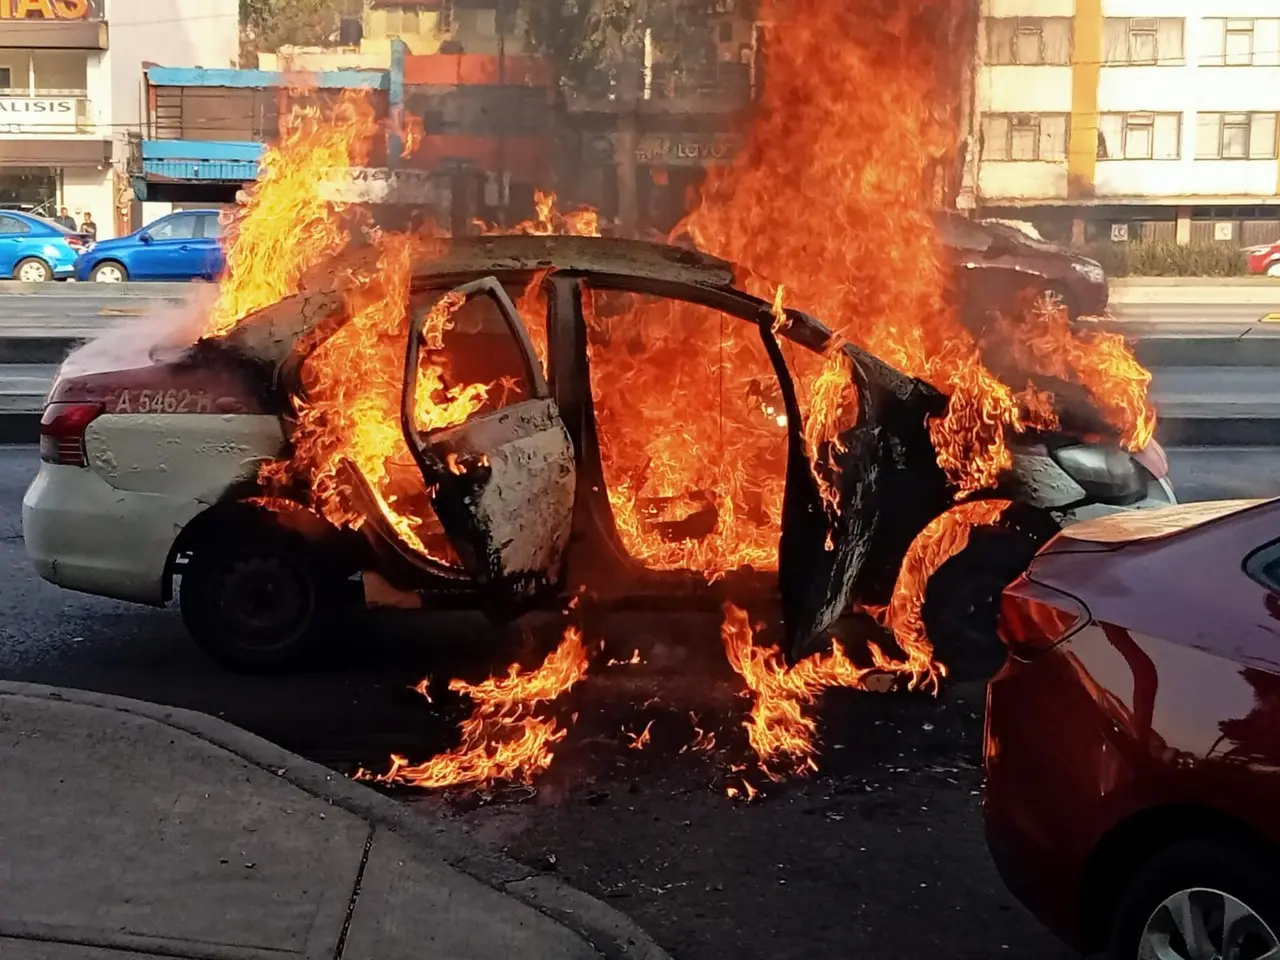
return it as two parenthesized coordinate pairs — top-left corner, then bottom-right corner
(1244, 538), (1280, 594)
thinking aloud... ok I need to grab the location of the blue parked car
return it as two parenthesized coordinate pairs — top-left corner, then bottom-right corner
(74, 209), (225, 283)
(0, 209), (91, 282)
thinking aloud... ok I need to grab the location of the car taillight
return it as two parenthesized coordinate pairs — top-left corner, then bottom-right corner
(997, 576), (1089, 659)
(39, 402), (102, 467)
(66, 237), (85, 253)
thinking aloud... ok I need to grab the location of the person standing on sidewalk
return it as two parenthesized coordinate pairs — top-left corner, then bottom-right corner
(80, 211), (97, 241)
(54, 207), (76, 231)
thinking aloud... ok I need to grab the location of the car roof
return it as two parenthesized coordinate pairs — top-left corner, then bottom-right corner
(396, 235), (740, 290)
(1, 210), (63, 231)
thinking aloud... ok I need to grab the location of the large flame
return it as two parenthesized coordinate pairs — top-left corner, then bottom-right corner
(680, 0), (1152, 497)
(359, 626), (591, 788)
(205, 91), (379, 338)
(198, 2), (1161, 794)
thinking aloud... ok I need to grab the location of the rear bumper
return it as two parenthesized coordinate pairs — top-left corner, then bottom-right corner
(23, 462), (184, 605)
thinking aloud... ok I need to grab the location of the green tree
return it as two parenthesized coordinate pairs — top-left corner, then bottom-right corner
(240, 0), (356, 61)
(522, 0), (734, 94)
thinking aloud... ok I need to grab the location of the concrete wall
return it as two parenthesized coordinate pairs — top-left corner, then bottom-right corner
(62, 168), (113, 230)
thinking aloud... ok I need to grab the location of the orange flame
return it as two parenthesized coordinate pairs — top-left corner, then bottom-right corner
(878, 498), (1013, 693)
(679, 0), (1154, 495)
(206, 90), (378, 338)
(626, 720), (655, 751)
(360, 626), (590, 788)
(721, 602), (880, 779)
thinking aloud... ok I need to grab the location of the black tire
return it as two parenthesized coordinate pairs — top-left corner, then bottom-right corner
(921, 507), (1058, 679)
(179, 527), (346, 673)
(14, 257), (53, 282)
(1108, 839), (1280, 960)
(90, 260), (128, 283)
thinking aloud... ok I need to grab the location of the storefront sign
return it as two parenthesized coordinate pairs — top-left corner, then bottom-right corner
(0, 97), (79, 132)
(586, 132), (743, 168)
(0, 0), (93, 19)
(634, 133), (743, 166)
(318, 167), (449, 205)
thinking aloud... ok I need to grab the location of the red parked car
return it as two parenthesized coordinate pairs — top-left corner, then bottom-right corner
(985, 498), (1280, 959)
(1244, 240), (1280, 277)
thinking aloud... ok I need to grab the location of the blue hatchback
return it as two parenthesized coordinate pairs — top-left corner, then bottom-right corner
(0, 210), (90, 281)
(74, 209), (225, 283)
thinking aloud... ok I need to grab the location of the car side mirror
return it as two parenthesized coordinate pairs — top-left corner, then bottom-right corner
(138, 231), (153, 244)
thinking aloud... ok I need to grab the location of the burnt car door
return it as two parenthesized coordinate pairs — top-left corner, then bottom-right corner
(760, 318), (952, 662)
(401, 276), (576, 613)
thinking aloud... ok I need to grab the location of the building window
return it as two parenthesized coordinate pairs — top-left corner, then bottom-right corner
(1103, 18), (1185, 65)
(982, 113), (1069, 161)
(0, 67), (10, 89)
(984, 17), (1073, 65)
(1202, 19), (1280, 67)
(1196, 112), (1279, 160)
(1097, 113), (1182, 160)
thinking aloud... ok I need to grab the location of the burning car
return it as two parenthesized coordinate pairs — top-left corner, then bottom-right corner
(24, 235), (1174, 673)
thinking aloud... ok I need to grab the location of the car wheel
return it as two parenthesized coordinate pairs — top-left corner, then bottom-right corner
(1267, 261), (1280, 278)
(1029, 284), (1073, 319)
(14, 257), (53, 283)
(1108, 839), (1280, 960)
(921, 509), (1058, 679)
(91, 261), (127, 283)
(179, 529), (346, 674)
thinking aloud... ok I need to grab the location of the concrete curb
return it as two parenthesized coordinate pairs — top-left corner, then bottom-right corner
(0, 281), (196, 295)
(0, 680), (673, 960)
(1110, 277), (1280, 287)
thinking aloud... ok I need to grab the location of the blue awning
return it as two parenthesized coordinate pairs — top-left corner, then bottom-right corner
(141, 140), (264, 182)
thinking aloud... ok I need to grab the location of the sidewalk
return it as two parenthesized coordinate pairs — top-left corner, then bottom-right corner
(0, 682), (671, 960)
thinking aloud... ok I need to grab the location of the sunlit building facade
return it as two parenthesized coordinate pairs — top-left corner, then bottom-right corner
(972, 0), (1280, 245)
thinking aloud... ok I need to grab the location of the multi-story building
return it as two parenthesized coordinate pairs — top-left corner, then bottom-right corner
(974, 0), (1280, 245)
(0, 0), (238, 238)
(254, 0), (757, 235)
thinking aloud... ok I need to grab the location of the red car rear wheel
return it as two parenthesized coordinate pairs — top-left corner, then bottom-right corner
(1108, 839), (1280, 960)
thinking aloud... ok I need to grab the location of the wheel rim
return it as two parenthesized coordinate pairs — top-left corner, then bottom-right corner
(212, 555), (313, 650)
(95, 264), (123, 282)
(1031, 287), (1067, 316)
(18, 261), (48, 282)
(1268, 263), (1280, 278)
(1141, 888), (1280, 960)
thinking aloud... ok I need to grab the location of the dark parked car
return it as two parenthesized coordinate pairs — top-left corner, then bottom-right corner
(986, 497), (1280, 959)
(933, 212), (1110, 323)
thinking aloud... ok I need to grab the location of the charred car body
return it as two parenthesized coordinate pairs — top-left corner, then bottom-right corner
(24, 237), (1172, 672)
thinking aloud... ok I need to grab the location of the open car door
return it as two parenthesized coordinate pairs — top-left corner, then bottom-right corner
(759, 319), (952, 663)
(401, 277), (576, 615)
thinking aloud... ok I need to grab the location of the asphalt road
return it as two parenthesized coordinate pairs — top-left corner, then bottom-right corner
(3, 446), (1279, 959)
